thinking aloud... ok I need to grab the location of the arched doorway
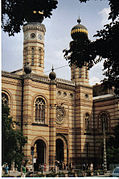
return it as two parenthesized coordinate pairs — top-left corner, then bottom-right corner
(56, 139), (64, 162)
(34, 139), (46, 171)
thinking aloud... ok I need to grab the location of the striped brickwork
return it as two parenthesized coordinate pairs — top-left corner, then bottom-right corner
(56, 83), (75, 166)
(49, 80), (57, 167)
(71, 64), (89, 85)
(74, 84), (93, 167)
(93, 94), (119, 165)
(23, 23), (46, 75)
(22, 75), (50, 166)
(2, 71), (119, 169)
(2, 72), (22, 130)
(2, 22), (119, 170)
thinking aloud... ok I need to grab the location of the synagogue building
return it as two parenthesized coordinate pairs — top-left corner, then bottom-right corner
(2, 19), (119, 170)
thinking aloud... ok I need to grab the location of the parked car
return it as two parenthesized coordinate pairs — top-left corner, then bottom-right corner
(112, 167), (119, 177)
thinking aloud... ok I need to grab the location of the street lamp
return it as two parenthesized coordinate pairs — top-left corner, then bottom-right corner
(102, 114), (107, 173)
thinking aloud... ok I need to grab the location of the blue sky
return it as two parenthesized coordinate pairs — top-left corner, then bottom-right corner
(2, 0), (110, 85)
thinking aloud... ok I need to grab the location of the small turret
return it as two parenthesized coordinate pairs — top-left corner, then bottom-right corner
(49, 66), (56, 80)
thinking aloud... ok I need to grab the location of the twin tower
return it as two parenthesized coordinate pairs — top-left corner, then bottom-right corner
(23, 20), (89, 85)
(22, 19), (93, 168)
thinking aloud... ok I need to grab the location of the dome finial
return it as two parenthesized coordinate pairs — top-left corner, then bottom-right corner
(49, 65), (56, 80)
(77, 17), (81, 24)
(71, 17), (88, 40)
(52, 65), (54, 72)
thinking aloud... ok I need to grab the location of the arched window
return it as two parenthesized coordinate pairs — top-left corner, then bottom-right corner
(31, 47), (34, 66)
(35, 98), (45, 124)
(2, 93), (9, 106)
(85, 113), (90, 130)
(79, 68), (81, 78)
(39, 48), (42, 67)
(24, 47), (28, 66)
(85, 67), (88, 79)
(98, 112), (110, 132)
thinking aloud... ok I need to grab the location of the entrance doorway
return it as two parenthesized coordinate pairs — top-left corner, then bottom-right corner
(34, 139), (46, 171)
(56, 139), (64, 162)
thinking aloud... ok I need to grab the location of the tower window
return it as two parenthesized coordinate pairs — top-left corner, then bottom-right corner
(35, 98), (45, 124)
(31, 47), (34, 66)
(85, 113), (90, 130)
(85, 67), (88, 79)
(39, 48), (42, 67)
(79, 68), (81, 78)
(24, 47), (28, 66)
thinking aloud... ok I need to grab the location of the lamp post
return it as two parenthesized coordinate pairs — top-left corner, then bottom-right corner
(102, 118), (107, 173)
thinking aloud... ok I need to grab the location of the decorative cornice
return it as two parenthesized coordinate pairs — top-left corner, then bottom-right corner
(2, 71), (22, 80)
(56, 78), (75, 90)
(93, 94), (116, 102)
(57, 78), (75, 86)
(23, 23), (46, 33)
(75, 84), (93, 90)
(2, 71), (91, 91)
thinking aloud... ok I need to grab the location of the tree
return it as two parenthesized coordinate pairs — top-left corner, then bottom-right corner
(2, 0), (58, 36)
(107, 123), (119, 165)
(64, 0), (119, 95)
(2, 104), (27, 170)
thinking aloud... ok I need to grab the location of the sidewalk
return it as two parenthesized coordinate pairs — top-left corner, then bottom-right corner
(2, 170), (21, 177)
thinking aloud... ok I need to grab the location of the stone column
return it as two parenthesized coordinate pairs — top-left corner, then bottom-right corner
(22, 74), (33, 163)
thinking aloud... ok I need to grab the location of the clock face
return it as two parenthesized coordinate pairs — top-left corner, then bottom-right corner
(38, 34), (43, 40)
(56, 106), (65, 124)
(30, 33), (36, 39)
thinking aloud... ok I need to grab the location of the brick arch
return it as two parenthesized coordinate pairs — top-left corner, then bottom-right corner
(2, 89), (13, 115)
(31, 136), (48, 147)
(31, 136), (49, 167)
(56, 134), (68, 164)
(2, 89), (12, 104)
(56, 134), (68, 146)
(32, 94), (49, 107)
(32, 94), (49, 124)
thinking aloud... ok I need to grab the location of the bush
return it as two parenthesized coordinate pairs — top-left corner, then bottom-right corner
(77, 170), (83, 177)
(46, 172), (57, 177)
(68, 172), (75, 177)
(86, 169), (91, 176)
(58, 172), (65, 177)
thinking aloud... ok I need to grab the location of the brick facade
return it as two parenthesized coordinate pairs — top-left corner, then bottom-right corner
(2, 22), (119, 170)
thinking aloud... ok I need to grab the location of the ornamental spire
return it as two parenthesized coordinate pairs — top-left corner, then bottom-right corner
(77, 17), (81, 24)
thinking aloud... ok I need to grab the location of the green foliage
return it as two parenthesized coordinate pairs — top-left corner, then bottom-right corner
(107, 123), (119, 164)
(57, 172), (65, 177)
(46, 172), (57, 177)
(64, 0), (119, 95)
(2, 104), (27, 169)
(2, 0), (58, 36)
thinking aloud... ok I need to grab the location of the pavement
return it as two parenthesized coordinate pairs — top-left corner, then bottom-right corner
(2, 169), (112, 177)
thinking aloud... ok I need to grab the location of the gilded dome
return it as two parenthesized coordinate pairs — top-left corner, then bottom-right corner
(71, 18), (88, 40)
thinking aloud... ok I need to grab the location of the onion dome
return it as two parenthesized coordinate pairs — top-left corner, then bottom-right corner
(71, 18), (88, 40)
(24, 63), (32, 74)
(49, 66), (56, 80)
